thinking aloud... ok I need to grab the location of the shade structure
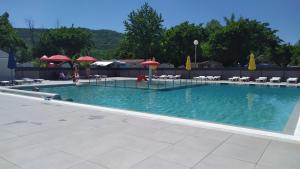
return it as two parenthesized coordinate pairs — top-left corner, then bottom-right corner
(141, 60), (160, 84)
(185, 56), (191, 71)
(248, 53), (256, 71)
(48, 55), (72, 62)
(76, 56), (97, 62)
(40, 55), (48, 61)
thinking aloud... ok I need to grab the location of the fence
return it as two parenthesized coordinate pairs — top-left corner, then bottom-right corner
(15, 67), (300, 81)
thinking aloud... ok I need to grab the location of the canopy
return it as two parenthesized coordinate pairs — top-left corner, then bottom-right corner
(76, 56), (97, 62)
(91, 61), (114, 66)
(40, 55), (48, 61)
(248, 53), (256, 71)
(141, 60), (160, 66)
(48, 55), (72, 62)
(185, 56), (191, 71)
(91, 60), (126, 66)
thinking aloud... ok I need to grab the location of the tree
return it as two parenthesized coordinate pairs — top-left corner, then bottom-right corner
(33, 27), (94, 58)
(120, 3), (164, 59)
(290, 40), (300, 66)
(161, 22), (208, 66)
(0, 12), (26, 51)
(206, 16), (280, 66)
(0, 12), (29, 62)
(272, 44), (293, 67)
(25, 19), (35, 46)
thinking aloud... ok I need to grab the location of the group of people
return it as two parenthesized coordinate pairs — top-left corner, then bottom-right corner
(58, 63), (80, 84)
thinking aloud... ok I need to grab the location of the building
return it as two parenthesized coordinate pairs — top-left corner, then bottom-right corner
(0, 50), (14, 80)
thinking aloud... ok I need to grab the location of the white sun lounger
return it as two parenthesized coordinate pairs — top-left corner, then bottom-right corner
(287, 77), (298, 83)
(239, 76), (250, 82)
(0, 81), (10, 86)
(206, 76), (215, 81)
(270, 77), (281, 83)
(34, 79), (44, 83)
(255, 77), (267, 82)
(174, 75), (181, 79)
(23, 78), (35, 84)
(213, 76), (221, 80)
(159, 75), (168, 79)
(167, 75), (174, 79)
(194, 76), (206, 80)
(14, 80), (25, 85)
(228, 76), (239, 81)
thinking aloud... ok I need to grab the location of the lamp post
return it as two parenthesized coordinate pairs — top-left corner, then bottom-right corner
(193, 40), (199, 67)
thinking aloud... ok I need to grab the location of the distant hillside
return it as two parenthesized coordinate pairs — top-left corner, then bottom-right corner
(14, 28), (123, 51)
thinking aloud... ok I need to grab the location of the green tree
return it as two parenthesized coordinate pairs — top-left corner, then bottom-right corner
(290, 40), (300, 66)
(0, 12), (30, 62)
(33, 27), (94, 58)
(272, 44), (293, 67)
(161, 22), (208, 66)
(120, 3), (164, 59)
(206, 16), (280, 66)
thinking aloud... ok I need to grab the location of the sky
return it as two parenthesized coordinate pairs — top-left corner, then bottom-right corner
(1, 0), (300, 44)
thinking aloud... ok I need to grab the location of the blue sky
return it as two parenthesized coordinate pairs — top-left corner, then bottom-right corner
(1, 0), (300, 44)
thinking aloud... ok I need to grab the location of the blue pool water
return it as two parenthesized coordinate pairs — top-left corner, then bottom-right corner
(37, 83), (300, 132)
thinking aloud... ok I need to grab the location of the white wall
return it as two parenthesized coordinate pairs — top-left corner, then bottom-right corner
(0, 50), (14, 81)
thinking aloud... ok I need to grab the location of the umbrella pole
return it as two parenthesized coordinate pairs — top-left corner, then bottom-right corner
(149, 67), (152, 84)
(10, 69), (13, 85)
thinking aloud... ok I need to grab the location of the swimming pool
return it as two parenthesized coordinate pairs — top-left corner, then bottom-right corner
(33, 83), (300, 133)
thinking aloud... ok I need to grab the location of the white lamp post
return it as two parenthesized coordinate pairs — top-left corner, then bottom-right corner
(193, 40), (199, 66)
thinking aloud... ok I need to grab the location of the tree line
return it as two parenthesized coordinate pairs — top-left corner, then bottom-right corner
(1, 3), (300, 67)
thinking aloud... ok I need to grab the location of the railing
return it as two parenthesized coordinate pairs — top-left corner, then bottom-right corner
(86, 78), (215, 90)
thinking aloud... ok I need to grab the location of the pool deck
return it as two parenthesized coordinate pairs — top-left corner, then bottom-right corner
(1, 80), (300, 169)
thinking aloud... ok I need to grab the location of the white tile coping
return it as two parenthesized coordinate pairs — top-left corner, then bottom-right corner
(1, 91), (300, 144)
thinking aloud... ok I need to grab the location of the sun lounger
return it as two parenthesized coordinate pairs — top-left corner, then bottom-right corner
(0, 81), (10, 86)
(14, 80), (24, 85)
(255, 77), (267, 82)
(167, 75), (174, 79)
(270, 77), (281, 83)
(213, 76), (221, 80)
(194, 76), (206, 80)
(239, 76), (250, 82)
(159, 75), (168, 79)
(287, 77), (298, 83)
(206, 76), (215, 81)
(34, 79), (44, 83)
(23, 78), (35, 84)
(228, 76), (239, 81)
(174, 75), (181, 79)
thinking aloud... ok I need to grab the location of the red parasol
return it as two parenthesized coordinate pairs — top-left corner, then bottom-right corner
(40, 55), (48, 61)
(48, 55), (72, 62)
(141, 60), (160, 66)
(76, 56), (97, 62)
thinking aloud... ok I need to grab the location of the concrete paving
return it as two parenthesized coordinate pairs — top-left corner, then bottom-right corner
(0, 92), (300, 169)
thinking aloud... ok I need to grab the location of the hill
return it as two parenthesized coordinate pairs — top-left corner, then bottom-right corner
(14, 28), (123, 51)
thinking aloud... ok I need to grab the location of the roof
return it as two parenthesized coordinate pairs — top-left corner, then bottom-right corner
(91, 61), (114, 66)
(119, 59), (144, 64)
(91, 60), (126, 66)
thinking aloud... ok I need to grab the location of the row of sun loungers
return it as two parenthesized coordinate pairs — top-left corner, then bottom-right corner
(228, 76), (298, 83)
(156, 75), (181, 79)
(0, 78), (44, 86)
(193, 76), (221, 81)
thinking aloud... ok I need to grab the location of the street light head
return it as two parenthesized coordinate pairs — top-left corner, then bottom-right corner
(193, 40), (199, 45)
